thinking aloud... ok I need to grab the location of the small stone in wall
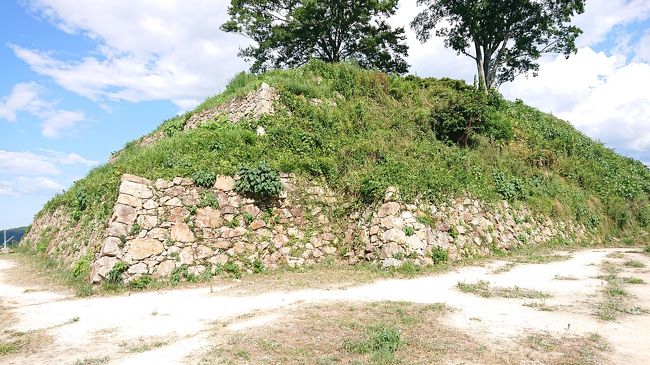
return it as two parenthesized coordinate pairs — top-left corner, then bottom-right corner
(101, 237), (122, 257)
(154, 179), (171, 190)
(209, 254), (229, 266)
(287, 257), (305, 267)
(143, 199), (158, 210)
(380, 241), (401, 259)
(250, 219), (266, 230)
(378, 202), (400, 218)
(188, 265), (206, 277)
(171, 223), (196, 243)
(383, 228), (406, 243)
(180, 247), (195, 265)
(146, 228), (167, 240)
(137, 215), (158, 230)
(321, 232), (336, 241)
(241, 204), (261, 218)
(164, 197), (183, 207)
(154, 260), (176, 277)
(128, 262), (148, 275)
(215, 240), (231, 249)
(406, 235), (425, 252)
(123, 174), (152, 185)
(196, 245), (213, 260)
(384, 187), (399, 202)
(168, 207), (190, 223)
(381, 258), (402, 269)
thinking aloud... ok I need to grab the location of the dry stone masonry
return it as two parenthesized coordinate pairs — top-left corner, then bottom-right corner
(108, 83), (280, 162)
(90, 173), (341, 283)
(184, 82), (279, 129)
(25, 173), (588, 284)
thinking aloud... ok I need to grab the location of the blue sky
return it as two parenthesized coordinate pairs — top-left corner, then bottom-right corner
(1, 0), (650, 229)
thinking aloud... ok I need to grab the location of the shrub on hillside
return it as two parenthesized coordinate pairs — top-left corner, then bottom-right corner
(235, 162), (283, 200)
(429, 89), (512, 147)
(70, 186), (88, 221)
(192, 171), (216, 188)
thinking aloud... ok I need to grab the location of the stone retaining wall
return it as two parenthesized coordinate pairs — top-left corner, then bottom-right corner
(24, 173), (588, 284)
(90, 173), (340, 283)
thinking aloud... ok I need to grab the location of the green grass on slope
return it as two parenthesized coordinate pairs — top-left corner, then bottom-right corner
(41, 61), (650, 239)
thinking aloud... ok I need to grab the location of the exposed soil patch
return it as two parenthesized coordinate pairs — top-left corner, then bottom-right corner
(1, 248), (649, 364)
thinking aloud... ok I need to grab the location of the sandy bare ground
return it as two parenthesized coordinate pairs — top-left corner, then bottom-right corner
(1, 248), (649, 364)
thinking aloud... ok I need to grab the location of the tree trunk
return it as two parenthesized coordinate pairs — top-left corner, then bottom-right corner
(483, 49), (493, 91)
(474, 42), (488, 94)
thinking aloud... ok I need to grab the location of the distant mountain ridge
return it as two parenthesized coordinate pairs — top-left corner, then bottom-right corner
(2, 226), (26, 245)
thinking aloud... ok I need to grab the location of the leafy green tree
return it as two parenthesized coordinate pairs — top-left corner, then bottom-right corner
(222, 0), (409, 73)
(411, 0), (585, 92)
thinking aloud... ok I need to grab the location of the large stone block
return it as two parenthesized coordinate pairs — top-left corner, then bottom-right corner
(106, 222), (128, 237)
(128, 238), (164, 260)
(195, 207), (222, 229)
(122, 174), (152, 185)
(117, 194), (142, 209)
(119, 180), (153, 199)
(378, 202), (401, 218)
(214, 176), (235, 191)
(112, 204), (137, 225)
(90, 256), (119, 283)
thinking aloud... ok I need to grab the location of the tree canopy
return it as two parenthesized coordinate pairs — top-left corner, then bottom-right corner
(411, 0), (585, 92)
(222, 0), (409, 74)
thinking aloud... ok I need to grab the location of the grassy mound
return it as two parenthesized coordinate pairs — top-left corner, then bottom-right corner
(41, 61), (650, 239)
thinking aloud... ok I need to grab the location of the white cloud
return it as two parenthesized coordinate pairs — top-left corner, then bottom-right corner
(502, 48), (650, 156)
(40, 109), (87, 138)
(0, 81), (88, 138)
(0, 177), (64, 197)
(573, 0), (650, 47)
(0, 82), (48, 121)
(0, 149), (98, 176)
(635, 30), (650, 63)
(16, 0), (250, 109)
(10, 0), (650, 165)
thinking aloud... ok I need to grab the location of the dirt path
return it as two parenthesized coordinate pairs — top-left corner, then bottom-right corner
(1, 248), (649, 364)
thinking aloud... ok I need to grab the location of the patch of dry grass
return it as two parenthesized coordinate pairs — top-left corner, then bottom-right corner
(523, 302), (558, 312)
(0, 328), (52, 358)
(200, 301), (513, 365)
(595, 262), (649, 321)
(509, 253), (572, 264)
(623, 259), (646, 268)
(553, 274), (579, 280)
(73, 356), (110, 365)
(523, 332), (610, 365)
(457, 280), (552, 299)
(120, 336), (169, 353)
(491, 262), (517, 274)
(200, 301), (611, 365)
